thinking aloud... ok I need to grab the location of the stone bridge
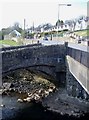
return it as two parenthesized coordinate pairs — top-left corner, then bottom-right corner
(2, 44), (66, 85)
(1, 43), (89, 100)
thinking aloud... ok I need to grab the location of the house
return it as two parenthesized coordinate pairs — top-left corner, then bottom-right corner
(81, 20), (87, 30)
(4, 30), (21, 41)
(74, 20), (87, 31)
(9, 30), (21, 37)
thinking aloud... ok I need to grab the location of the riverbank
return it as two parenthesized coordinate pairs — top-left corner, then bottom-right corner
(42, 88), (89, 117)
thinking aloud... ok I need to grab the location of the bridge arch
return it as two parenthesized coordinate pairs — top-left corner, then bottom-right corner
(2, 44), (66, 87)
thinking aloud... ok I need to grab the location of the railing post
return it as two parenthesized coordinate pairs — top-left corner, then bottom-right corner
(65, 42), (68, 55)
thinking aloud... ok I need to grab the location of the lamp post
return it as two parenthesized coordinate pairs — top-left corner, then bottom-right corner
(58, 4), (71, 21)
(57, 4), (71, 38)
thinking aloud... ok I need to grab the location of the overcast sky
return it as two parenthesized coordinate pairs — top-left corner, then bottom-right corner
(0, 0), (89, 29)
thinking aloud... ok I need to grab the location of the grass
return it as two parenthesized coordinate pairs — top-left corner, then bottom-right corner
(74, 29), (89, 37)
(53, 31), (66, 37)
(0, 40), (19, 46)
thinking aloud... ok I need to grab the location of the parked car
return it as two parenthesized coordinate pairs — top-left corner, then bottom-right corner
(78, 39), (81, 44)
(43, 37), (48, 41)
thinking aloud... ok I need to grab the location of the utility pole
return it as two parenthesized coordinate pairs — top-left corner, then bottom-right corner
(33, 22), (34, 31)
(24, 19), (26, 31)
(23, 19), (26, 39)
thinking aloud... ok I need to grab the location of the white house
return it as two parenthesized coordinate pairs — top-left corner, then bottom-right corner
(81, 20), (87, 30)
(74, 21), (81, 31)
(74, 20), (87, 31)
(9, 30), (21, 37)
(4, 30), (21, 41)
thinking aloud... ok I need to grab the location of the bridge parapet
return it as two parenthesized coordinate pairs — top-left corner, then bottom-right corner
(67, 44), (89, 68)
(66, 43), (89, 99)
(1, 43), (42, 51)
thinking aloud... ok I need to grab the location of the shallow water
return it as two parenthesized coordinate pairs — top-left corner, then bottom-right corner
(1, 93), (89, 120)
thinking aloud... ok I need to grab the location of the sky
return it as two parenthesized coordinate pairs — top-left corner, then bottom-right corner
(0, 0), (89, 29)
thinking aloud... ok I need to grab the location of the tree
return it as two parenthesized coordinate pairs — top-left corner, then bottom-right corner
(13, 22), (22, 33)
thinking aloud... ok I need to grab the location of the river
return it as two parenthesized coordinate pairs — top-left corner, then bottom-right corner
(0, 92), (89, 120)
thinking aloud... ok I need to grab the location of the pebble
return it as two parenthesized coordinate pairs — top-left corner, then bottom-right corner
(19, 91), (22, 94)
(38, 89), (43, 94)
(60, 112), (64, 115)
(28, 93), (33, 97)
(34, 93), (40, 100)
(48, 88), (53, 92)
(17, 99), (23, 103)
(24, 97), (31, 102)
(1, 104), (5, 107)
(71, 110), (74, 113)
(44, 90), (49, 97)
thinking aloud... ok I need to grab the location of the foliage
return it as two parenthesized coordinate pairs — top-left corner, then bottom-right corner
(1, 22), (23, 39)
(0, 31), (3, 40)
(13, 22), (22, 33)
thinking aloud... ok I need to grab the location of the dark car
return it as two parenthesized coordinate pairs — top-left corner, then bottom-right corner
(78, 39), (81, 44)
(43, 37), (48, 41)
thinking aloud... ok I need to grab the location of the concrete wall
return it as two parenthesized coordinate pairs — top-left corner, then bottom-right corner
(66, 56), (89, 94)
(67, 46), (89, 68)
(66, 58), (89, 101)
(66, 44), (89, 100)
(66, 56), (89, 100)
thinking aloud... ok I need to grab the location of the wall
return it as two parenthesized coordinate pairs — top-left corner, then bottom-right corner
(66, 56), (89, 100)
(66, 44), (89, 100)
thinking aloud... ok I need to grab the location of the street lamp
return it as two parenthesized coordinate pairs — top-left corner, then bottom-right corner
(58, 4), (72, 21)
(57, 4), (72, 38)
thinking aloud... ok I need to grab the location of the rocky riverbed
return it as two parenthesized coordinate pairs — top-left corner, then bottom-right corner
(1, 69), (56, 104)
(0, 69), (89, 119)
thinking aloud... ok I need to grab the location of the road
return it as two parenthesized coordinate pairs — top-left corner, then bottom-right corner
(1, 37), (88, 52)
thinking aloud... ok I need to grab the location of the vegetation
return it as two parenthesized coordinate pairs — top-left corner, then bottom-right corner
(40, 30), (67, 38)
(74, 29), (89, 37)
(0, 22), (23, 39)
(0, 40), (19, 46)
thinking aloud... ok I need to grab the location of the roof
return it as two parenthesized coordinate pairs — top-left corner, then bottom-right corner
(9, 30), (21, 36)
